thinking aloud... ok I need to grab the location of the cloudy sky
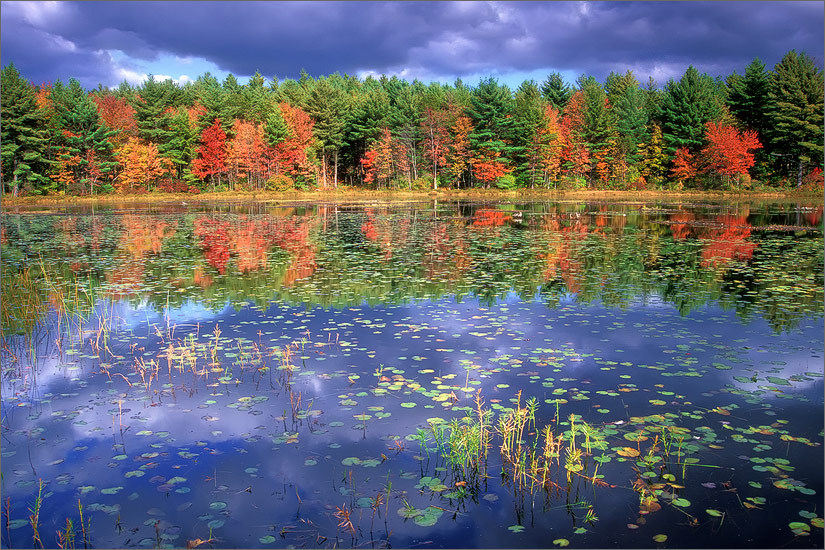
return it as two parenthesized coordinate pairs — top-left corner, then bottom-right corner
(1, 1), (822, 90)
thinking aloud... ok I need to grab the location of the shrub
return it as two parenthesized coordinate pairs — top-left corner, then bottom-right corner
(494, 174), (517, 190)
(411, 177), (432, 191)
(266, 173), (295, 191)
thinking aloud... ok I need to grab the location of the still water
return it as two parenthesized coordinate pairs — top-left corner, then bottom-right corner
(1, 199), (823, 549)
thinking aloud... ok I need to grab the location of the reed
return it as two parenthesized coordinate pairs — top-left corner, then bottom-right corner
(56, 518), (76, 550)
(28, 479), (43, 549)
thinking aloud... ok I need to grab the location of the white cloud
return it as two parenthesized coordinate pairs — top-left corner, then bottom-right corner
(13, 0), (64, 26)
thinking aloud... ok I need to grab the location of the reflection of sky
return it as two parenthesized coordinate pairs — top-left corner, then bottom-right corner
(2, 290), (823, 548)
(109, 297), (228, 331)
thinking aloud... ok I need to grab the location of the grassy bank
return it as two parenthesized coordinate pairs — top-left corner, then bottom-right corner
(1, 186), (822, 209)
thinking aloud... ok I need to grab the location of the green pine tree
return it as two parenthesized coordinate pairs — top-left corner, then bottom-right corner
(658, 66), (725, 156)
(540, 72), (572, 111)
(467, 77), (518, 184)
(0, 64), (51, 195)
(50, 79), (118, 194)
(766, 50), (824, 186)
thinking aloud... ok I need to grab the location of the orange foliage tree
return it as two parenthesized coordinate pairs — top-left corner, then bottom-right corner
(701, 121), (762, 186)
(115, 137), (173, 192)
(420, 107), (450, 189)
(670, 147), (697, 186)
(471, 147), (511, 186)
(226, 119), (268, 188)
(444, 114), (474, 187)
(92, 95), (138, 145)
(361, 128), (396, 187)
(272, 103), (317, 185)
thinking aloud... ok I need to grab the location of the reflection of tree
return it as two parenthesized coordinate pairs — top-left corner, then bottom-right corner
(108, 215), (176, 297)
(0, 203), (822, 337)
(699, 215), (757, 268)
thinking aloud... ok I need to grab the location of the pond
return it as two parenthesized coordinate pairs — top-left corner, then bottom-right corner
(1, 199), (823, 549)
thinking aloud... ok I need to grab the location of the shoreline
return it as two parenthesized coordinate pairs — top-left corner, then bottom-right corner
(1, 187), (822, 209)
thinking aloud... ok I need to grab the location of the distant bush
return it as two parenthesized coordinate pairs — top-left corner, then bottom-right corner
(267, 174), (295, 191)
(411, 177), (432, 191)
(156, 178), (189, 193)
(494, 174), (517, 190)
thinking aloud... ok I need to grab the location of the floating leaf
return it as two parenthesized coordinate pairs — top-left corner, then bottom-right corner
(508, 525), (525, 533)
(617, 447), (640, 457)
(653, 534), (668, 543)
(552, 538), (569, 547)
(706, 509), (723, 517)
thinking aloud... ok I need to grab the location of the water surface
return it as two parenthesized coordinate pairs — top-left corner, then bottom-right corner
(1, 199), (823, 548)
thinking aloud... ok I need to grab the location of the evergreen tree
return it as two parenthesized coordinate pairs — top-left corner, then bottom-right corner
(306, 75), (351, 187)
(659, 66), (725, 156)
(132, 75), (179, 153)
(612, 75), (649, 166)
(578, 77), (617, 183)
(512, 80), (547, 185)
(50, 78), (117, 194)
(167, 107), (201, 184)
(0, 64), (51, 195)
(382, 76), (422, 184)
(264, 106), (290, 148)
(467, 77), (517, 184)
(244, 71), (274, 124)
(727, 58), (769, 136)
(220, 73), (246, 133)
(540, 72), (572, 111)
(766, 50), (824, 185)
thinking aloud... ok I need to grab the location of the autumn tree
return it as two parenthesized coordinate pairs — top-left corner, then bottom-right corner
(192, 118), (228, 189)
(420, 106), (450, 189)
(670, 147), (697, 186)
(92, 94), (138, 146)
(226, 119), (268, 188)
(361, 128), (395, 187)
(701, 121), (762, 186)
(444, 114), (473, 187)
(273, 103), (317, 186)
(115, 137), (173, 192)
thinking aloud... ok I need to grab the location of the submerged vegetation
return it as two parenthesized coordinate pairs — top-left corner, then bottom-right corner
(0, 200), (822, 548)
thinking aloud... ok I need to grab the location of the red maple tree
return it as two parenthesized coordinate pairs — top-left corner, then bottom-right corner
(471, 148), (510, 186)
(192, 119), (228, 188)
(92, 95), (138, 145)
(701, 122), (762, 185)
(670, 147), (697, 185)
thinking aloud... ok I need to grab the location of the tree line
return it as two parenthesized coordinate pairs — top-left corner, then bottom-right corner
(1, 50), (822, 196)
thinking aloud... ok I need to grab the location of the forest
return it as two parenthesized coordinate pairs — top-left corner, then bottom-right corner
(1, 50), (822, 196)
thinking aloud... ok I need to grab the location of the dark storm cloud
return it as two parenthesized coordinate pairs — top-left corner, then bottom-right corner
(1, 1), (822, 89)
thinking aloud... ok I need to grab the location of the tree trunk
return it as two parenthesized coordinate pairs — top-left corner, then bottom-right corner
(797, 159), (803, 188)
(334, 149), (338, 189)
(322, 151), (327, 189)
